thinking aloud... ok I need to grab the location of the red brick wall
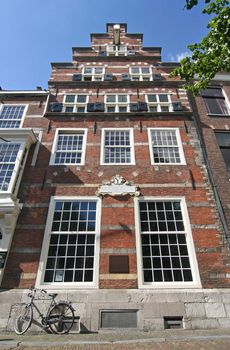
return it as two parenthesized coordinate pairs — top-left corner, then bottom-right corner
(190, 84), (230, 233)
(2, 109), (230, 288)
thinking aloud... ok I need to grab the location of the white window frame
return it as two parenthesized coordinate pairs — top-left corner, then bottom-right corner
(104, 94), (130, 113)
(129, 67), (152, 81)
(50, 128), (87, 166)
(107, 44), (127, 56)
(145, 94), (173, 112)
(35, 196), (101, 289)
(148, 128), (186, 165)
(0, 140), (28, 194)
(63, 95), (89, 113)
(134, 196), (201, 289)
(82, 67), (105, 81)
(100, 128), (135, 165)
(0, 104), (28, 129)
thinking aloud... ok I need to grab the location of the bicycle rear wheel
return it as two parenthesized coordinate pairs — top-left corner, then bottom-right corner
(48, 302), (74, 334)
(14, 304), (33, 335)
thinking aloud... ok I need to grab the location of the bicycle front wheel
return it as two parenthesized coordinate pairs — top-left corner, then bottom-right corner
(14, 304), (33, 335)
(48, 302), (74, 334)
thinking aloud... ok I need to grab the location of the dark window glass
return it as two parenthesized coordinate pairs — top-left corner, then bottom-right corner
(77, 95), (87, 103)
(65, 95), (75, 103)
(44, 200), (97, 284)
(159, 95), (168, 102)
(216, 132), (230, 173)
(202, 89), (229, 115)
(139, 201), (193, 284)
(148, 95), (157, 102)
(65, 106), (74, 113)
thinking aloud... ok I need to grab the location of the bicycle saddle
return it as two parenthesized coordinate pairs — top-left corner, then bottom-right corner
(48, 293), (58, 298)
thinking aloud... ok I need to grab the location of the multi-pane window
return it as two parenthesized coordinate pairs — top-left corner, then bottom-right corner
(216, 132), (230, 173)
(64, 95), (88, 112)
(201, 88), (229, 115)
(43, 199), (98, 284)
(130, 67), (151, 81)
(82, 67), (104, 81)
(0, 105), (26, 128)
(107, 45), (127, 56)
(101, 129), (134, 164)
(148, 129), (184, 164)
(105, 95), (129, 112)
(146, 94), (172, 112)
(139, 200), (193, 284)
(51, 129), (87, 165)
(0, 143), (21, 191)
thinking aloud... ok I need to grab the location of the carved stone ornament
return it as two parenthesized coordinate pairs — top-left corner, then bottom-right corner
(96, 174), (140, 197)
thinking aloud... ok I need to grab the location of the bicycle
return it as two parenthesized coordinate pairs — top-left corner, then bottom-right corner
(14, 288), (75, 335)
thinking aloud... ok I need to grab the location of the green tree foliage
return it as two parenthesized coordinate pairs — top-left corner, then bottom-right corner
(171, 0), (230, 94)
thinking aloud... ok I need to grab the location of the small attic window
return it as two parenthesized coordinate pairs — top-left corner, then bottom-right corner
(107, 45), (127, 56)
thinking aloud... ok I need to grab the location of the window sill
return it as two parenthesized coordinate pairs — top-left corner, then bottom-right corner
(49, 163), (84, 166)
(46, 111), (193, 117)
(151, 163), (186, 166)
(101, 163), (136, 166)
(138, 282), (202, 289)
(35, 283), (99, 290)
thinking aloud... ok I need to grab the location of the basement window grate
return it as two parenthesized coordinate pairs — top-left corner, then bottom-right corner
(164, 316), (183, 329)
(100, 310), (137, 329)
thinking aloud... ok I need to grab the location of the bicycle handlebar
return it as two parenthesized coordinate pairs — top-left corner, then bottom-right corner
(27, 288), (48, 298)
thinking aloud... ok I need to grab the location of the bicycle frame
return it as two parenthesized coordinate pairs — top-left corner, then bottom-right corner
(14, 288), (75, 335)
(26, 289), (58, 329)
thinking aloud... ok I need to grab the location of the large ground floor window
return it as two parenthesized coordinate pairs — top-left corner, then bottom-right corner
(39, 198), (100, 287)
(136, 198), (201, 288)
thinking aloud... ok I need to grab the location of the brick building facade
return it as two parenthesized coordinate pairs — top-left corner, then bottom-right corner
(0, 24), (230, 331)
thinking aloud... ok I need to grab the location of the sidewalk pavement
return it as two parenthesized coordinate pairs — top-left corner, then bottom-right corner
(1, 328), (230, 349)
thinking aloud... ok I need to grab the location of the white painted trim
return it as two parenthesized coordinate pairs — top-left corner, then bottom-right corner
(145, 94), (173, 112)
(35, 196), (101, 289)
(0, 104), (28, 128)
(129, 66), (152, 81)
(43, 93), (51, 117)
(100, 128), (135, 165)
(0, 130), (36, 195)
(31, 130), (43, 167)
(63, 94), (89, 113)
(0, 91), (49, 95)
(104, 94), (130, 113)
(106, 44), (128, 56)
(49, 128), (87, 166)
(134, 196), (202, 289)
(63, 95), (89, 104)
(147, 128), (186, 165)
(222, 88), (230, 114)
(82, 66), (105, 81)
(0, 128), (37, 142)
(2, 143), (25, 193)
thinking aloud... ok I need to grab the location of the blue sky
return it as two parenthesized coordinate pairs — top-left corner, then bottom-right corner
(0, 0), (211, 90)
